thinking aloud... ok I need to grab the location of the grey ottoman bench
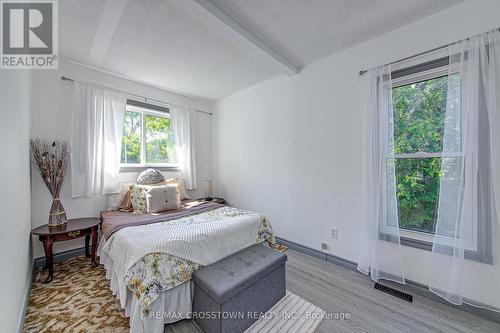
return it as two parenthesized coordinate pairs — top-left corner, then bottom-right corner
(192, 244), (287, 333)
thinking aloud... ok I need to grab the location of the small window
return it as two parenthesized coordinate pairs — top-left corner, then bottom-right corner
(121, 101), (177, 167)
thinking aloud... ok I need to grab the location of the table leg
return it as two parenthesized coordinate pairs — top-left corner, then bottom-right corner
(85, 234), (91, 257)
(91, 226), (99, 267)
(42, 237), (54, 283)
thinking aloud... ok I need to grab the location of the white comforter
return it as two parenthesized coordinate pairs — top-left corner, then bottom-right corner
(102, 208), (260, 282)
(99, 206), (276, 333)
(100, 206), (262, 301)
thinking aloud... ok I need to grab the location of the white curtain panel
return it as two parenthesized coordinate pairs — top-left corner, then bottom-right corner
(357, 65), (406, 284)
(171, 106), (197, 190)
(429, 29), (500, 311)
(71, 82), (127, 198)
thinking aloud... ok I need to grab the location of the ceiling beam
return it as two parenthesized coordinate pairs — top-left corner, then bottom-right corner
(177, 0), (300, 76)
(87, 0), (129, 66)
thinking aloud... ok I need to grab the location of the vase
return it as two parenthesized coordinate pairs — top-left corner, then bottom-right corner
(48, 198), (67, 227)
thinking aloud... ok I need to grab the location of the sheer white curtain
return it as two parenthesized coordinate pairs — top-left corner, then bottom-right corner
(71, 81), (127, 198)
(429, 29), (500, 310)
(171, 106), (197, 190)
(357, 65), (406, 284)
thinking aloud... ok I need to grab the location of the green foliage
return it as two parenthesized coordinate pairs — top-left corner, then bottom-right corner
(145, 114), (175, 164)
(121, 111), (141, 163)
(395, 158), (441, 232)
(392, 76), (449, 233)
(121, 111), (176, 164)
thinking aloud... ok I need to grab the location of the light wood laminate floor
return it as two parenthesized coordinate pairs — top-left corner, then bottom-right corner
(165, 249), (500, 333)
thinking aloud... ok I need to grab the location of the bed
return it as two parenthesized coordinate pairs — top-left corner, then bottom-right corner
(97, 200), (275, 333)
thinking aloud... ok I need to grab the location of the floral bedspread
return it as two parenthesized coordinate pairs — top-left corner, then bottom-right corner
(124, 207), (276, 313)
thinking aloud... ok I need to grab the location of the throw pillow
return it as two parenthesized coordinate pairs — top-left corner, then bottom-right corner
(137, 168), (165, 185)
(164, 177), (190, 200)
(106, 182), (135, 211)
(130, 185), (148, 213)
(145, 184), (181, 213)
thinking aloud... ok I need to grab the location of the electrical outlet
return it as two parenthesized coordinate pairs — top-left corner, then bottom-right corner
(331, 227), (339, 240)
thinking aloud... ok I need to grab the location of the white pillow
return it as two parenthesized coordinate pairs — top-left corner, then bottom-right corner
(145, 184), (180, 213)
(163, 176), (190, 200)
(106, 182), (134, 211)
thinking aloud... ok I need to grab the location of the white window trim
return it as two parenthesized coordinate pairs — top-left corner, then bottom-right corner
(120, 104), (179, 169)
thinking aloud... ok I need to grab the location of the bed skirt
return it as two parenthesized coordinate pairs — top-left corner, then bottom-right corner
(98, 237), (193, 333)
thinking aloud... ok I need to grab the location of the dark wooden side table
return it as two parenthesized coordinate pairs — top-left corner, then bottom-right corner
(31, 217), (102, 283)
(202, 198), (225, 204)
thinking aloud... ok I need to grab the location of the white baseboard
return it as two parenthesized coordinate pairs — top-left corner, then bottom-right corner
(17, 261), (35, 333)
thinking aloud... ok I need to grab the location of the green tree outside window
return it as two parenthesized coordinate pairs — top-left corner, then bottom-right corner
(392, 75), (454, 233)
(121, 109), (176, 165)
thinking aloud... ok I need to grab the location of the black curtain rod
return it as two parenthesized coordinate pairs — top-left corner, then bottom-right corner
(358, 44), (447, 76)
(60, 76), (212, 116)
(359, 27), (500, 75)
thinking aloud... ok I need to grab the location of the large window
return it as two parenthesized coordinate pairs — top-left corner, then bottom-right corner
(393, 75), (449, 234)
(388, 57), (491, 263)
(391, 61), (460, 236)
(121, 101), (177, 167)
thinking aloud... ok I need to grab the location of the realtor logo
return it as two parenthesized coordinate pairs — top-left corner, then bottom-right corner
(1, 0), (58, 69)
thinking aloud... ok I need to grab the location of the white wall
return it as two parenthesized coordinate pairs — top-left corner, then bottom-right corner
(0, 71), (33, 332)
(214, 0), (500, 308)
(30, 60), (214, 259)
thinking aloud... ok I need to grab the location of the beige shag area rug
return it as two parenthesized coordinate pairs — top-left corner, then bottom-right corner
(24, 256), (129, 333)
(24, 246), (323, 333)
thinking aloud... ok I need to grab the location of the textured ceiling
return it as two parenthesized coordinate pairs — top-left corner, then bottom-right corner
(217, 0), (465, 67)
(59, 0), (464, 101)
(60, 0), (104, 64)
(100, 0), (276, 100)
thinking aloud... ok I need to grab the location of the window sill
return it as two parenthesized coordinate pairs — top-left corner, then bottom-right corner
(400, 235), (433, 251)
(399, 229), (492, 265)
(120, 165), (180, 173)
